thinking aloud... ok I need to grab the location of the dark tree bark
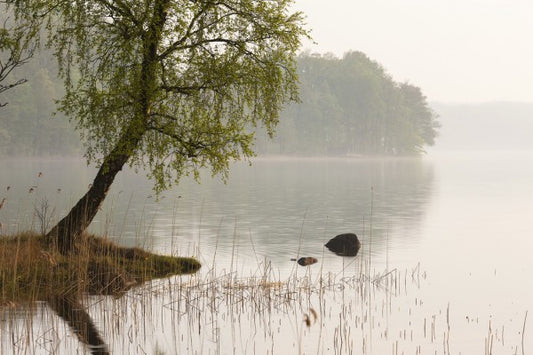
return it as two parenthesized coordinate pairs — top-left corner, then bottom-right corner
(46, 126), (142, 253)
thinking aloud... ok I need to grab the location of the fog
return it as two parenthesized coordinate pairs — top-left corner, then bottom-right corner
(4, 2), (533, 155)
(3, 4), (533, 353)
(295, 0), (533, 103)
(430, 102), (533, 152)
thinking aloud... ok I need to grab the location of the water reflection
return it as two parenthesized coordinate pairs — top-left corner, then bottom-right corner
(47, 296), (109, 355)
(1, 297), (109, 354)
(110, 158), (434, 268)
(0, 157), (435, 273)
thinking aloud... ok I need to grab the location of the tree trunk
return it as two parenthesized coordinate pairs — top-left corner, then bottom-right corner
(46, 0), (169, 254)
(47, 126), (143, 254)
(46, 155), (127, 254)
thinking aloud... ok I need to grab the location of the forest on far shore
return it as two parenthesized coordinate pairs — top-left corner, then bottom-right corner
(255, 51), (440, 155)
(0, 50), (440, 157)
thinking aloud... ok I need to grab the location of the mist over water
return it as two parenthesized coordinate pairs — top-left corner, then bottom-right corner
(0, 157), (434, 273)
(1, 149), (532, 353)
(1, 100), (533, 354)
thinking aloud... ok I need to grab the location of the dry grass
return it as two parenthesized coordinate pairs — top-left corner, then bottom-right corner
(0, 231), (201, 306)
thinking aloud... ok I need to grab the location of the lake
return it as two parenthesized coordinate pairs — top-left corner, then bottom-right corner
(1, 152), (532, 354)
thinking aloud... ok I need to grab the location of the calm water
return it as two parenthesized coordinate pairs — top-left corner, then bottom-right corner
(1, 152), (532, 354)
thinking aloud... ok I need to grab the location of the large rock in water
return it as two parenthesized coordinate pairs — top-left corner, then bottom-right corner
(325, 233), (361, 256)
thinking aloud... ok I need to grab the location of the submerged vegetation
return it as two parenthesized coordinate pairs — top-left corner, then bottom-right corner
(0, 232), (200, 305)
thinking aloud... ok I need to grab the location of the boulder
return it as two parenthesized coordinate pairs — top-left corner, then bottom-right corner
(325, 233), (361, 256)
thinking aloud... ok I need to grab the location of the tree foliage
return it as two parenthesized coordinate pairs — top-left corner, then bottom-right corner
(17, 0), (306, 190)
(258, 52), (440, 155)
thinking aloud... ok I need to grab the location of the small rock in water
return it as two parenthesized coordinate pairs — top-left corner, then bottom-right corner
(325, 233), (361, 256)
(291, 257), (318, 266)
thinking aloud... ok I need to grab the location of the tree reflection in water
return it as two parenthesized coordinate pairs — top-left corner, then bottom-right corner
(47, 295), (109, 355)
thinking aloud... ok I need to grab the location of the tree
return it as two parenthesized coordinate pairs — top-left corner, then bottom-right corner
(14, 1), (307, 253)
(0, 4), (37, 107)
(397, 83), (440, 152)
(265, 52), (439, 155)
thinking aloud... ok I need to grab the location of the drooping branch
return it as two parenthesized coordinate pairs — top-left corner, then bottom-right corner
(0, 10), (36, 107)
(0, 48), (32, 85)
(0, 79), (26, 107)
(147, 121), (208, 158)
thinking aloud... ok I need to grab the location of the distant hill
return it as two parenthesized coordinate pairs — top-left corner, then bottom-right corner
(430, 102), (533, 152)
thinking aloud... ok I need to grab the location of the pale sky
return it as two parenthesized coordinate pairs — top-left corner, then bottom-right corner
(294, 0), (533, 103)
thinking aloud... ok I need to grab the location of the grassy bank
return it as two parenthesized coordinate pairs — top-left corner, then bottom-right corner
(0, 232), (201, 305)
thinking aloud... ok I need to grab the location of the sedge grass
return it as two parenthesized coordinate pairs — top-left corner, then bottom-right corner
(0, 231), (201, 306)
(2, 235), (529, 355)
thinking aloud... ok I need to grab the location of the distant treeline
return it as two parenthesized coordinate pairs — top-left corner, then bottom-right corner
(256, 51), (440, 155)
(0, 50), (439, 157)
